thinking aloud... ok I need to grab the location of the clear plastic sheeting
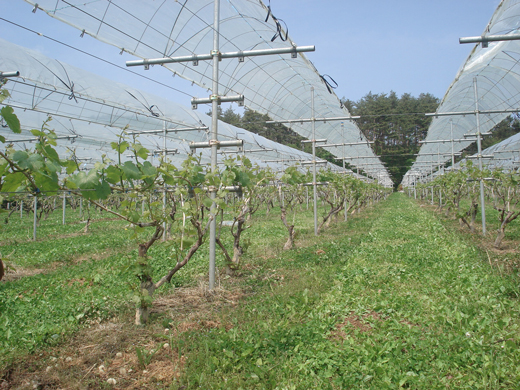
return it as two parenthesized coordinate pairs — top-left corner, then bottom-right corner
(23, 0), (390, 184)
(1, 38), (345, 174)
(482, 135), (520, 170)
(465, 132), (520, 171)
(403, 0), (520, 186)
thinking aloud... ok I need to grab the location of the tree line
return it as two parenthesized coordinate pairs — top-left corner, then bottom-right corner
(215, 92), (520, 187)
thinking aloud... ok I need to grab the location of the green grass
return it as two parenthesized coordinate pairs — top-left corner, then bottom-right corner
(416, 190), (520, 248)
(175, 193), (520, 389)
(2, 194), (520, 389)
(0, 202), (109, 242)
(0, 200), (331, 366)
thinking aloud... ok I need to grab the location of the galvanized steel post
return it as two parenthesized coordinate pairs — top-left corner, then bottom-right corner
(33, 196), (37, 241)
(209, 0), (221, 290)
(474, 78), (487, 236)
(311, 87), (318, 236)
(62, 193), (66, 225)
(163, 121), (167, 242)
(450, 120), (455, 168)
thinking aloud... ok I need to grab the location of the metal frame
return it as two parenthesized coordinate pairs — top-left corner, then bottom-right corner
(124, 0), (316, 290)
(126, 46), (315, 67)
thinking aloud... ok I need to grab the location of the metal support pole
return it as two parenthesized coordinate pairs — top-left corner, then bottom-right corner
(430, 164), (434, 205)
(79, 197), (83, 219)
(126, 46), (315, 67)
(450, 120), (455, 168)
(163, 121), (167, 242)
(208, 0), (220, 291)
(341, 122), (348, 222)
(311, 87), (318, 236)
(20, 200), (23, 218)
(460, 33), (520, 45)
(474, 78), (486, 236)
(62, 193), (66, 225)
(33, 196), (37, 241)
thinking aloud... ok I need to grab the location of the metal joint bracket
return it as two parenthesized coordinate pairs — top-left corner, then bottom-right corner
(191, 94), (244, 109)
(189, 139), (243, 150)
(211, 50), (222, 61)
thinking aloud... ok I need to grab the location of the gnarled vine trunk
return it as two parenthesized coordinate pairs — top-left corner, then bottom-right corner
(280, 207), (295, 250)
(135, 224), (164, 325)
(494, 225), (506, 249)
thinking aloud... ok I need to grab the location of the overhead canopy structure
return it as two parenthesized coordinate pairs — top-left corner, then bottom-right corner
(451, 132), (520, 172)
(403, 0), (520, 186)
(480, 133), (520, 170)
(23, 0), (391, 186)
(1, 38), (348, 174)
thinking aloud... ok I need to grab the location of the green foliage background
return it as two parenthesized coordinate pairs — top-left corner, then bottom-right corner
(214, 93), (520, 188)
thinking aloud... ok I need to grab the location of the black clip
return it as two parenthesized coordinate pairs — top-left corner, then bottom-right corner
(320, 74), (338, 94)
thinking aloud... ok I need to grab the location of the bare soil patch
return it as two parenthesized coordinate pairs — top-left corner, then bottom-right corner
(330, 311), (383, 340)
(1, 265), (48, 282)
(1, 284), (247, 389)
(1, 246), (132, 284)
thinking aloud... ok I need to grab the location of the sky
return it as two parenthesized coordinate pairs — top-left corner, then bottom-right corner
(0, 0), (501, 108)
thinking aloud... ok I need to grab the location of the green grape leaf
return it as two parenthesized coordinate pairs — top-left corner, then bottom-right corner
(0, 106), (21, 133)
(12, 150), (29, 165)
(141, 161), (157, 177)
(62, 160), (78, 175)
(0, 89), (9, 103)
(30, 129), (45, 137)
(69, 169), (100, 189)
(122, 161), (141, 180)
(111, 141), (129, 154)
(105, 165), (122, 184)
(134, 144), (149, 160)
(95, 180), (112, 200)
(202, 197), (213, 208)
(43, 145), (60, 162)
(44, 159), (62, 174)
(2, 172), (26, 192)
(34, 172), (60, 193)
(237, 171), (251, 187)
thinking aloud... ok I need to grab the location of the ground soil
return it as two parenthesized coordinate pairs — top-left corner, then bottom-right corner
(1, 284), (246, 389)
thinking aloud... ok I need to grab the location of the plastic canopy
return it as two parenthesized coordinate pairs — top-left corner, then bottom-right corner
(403, 0), (520, 186)
(452, 132), (520, 171)
(1, 38), (351, 175)
(22, 0), (390, 185)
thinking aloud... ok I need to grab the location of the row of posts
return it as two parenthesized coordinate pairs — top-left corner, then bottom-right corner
(10, 192), (82, 241)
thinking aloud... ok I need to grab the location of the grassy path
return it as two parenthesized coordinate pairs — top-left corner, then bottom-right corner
(179, 193), (520, 389)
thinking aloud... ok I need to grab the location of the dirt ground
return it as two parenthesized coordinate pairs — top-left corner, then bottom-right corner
(1, 284), (246, 390)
